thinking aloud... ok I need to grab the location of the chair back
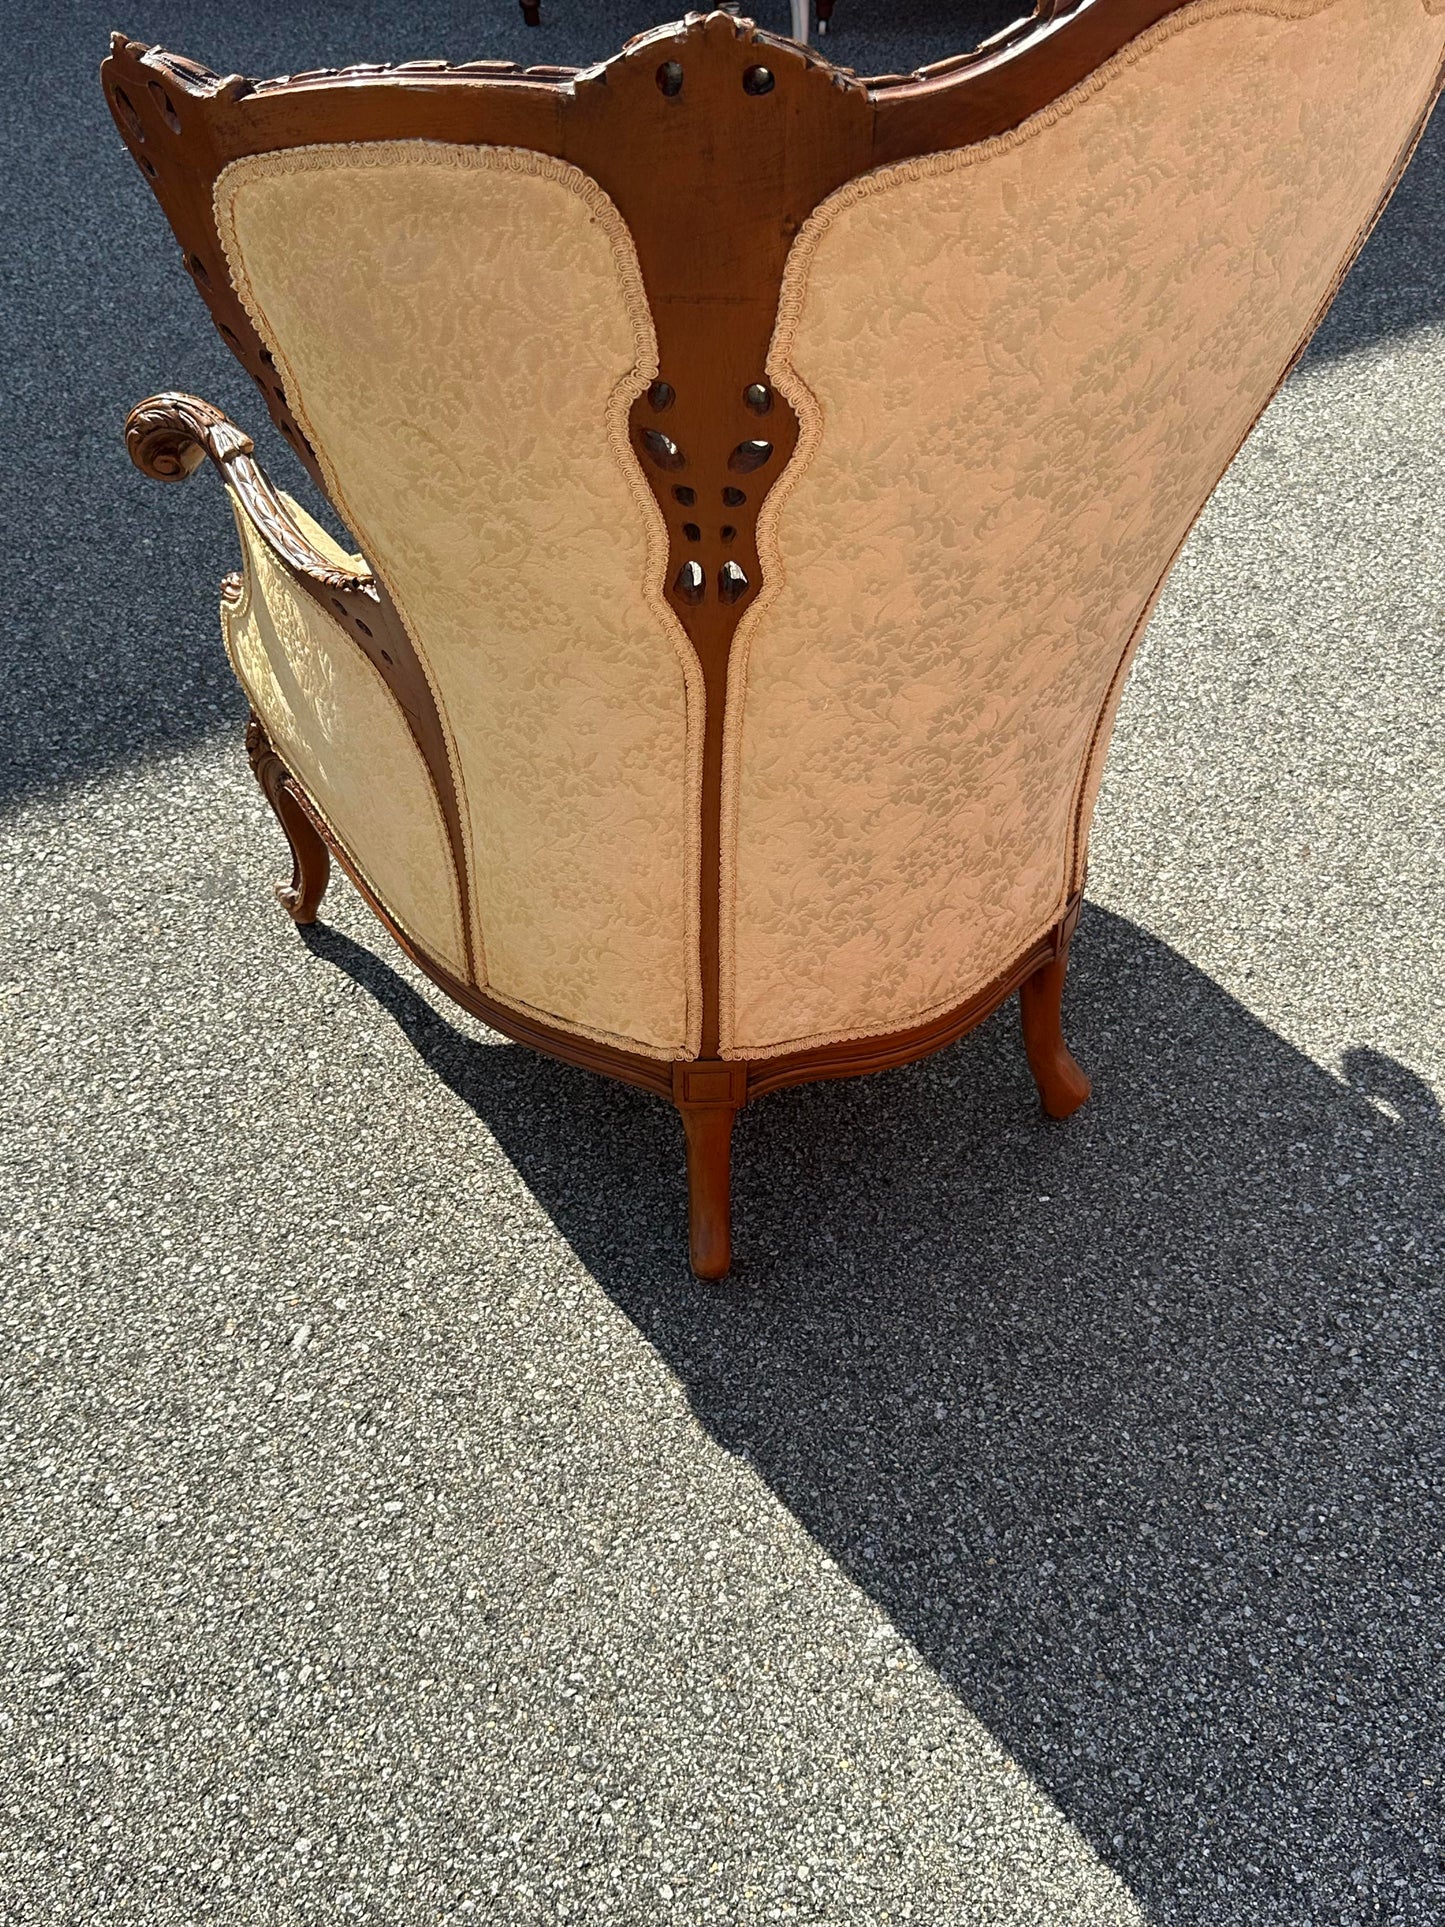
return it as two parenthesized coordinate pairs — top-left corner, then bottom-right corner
(105, 2), (1445, 1069)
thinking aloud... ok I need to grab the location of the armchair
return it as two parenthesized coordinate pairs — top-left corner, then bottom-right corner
(105, 0), (1445, 1276)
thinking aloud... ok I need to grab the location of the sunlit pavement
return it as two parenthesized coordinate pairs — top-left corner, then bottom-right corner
(2, 5), (1442, 1922)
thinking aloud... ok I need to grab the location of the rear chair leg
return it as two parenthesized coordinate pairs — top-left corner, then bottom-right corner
(244, 714), (330, 924)
(681, 1106), (737, 1280)
(1019, 941), (1091, 1120)
(674, 1063), (747, 1280)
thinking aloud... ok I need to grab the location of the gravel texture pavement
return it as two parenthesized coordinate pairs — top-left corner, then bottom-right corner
(2, 5), (1443, 1924)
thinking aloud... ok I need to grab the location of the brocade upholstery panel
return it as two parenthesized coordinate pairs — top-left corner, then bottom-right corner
(222, 510), (469, 978)
(216, 146), (702, 1061)
(723, 0), (1445, 1058)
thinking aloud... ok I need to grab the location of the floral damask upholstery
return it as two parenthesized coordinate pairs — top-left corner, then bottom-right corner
(108, 0), (1445, 1273)
(216, 146), (704, 1059)
(724, 0), (1445, 1057)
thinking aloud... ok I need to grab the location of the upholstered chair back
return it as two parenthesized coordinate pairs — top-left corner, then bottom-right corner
(109, 1), (1445, 1272)
(217, 149), (701, 1058)
(735, 0), (1443, 1060)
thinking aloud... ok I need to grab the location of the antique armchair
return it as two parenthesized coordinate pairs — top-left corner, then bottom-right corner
(106, 0), (1445, 1277)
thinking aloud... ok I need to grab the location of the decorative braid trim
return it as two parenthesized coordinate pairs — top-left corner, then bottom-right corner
(718, 911), (1069, 1062)
(214, 140), (704, 1062)
(717, 0), (1363, 1061)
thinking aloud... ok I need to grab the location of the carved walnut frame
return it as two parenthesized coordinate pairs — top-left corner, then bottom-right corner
(105, 4), (1443, 1276)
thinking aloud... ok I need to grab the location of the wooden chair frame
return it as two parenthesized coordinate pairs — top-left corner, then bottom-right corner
(105, 4), (1443, 1275)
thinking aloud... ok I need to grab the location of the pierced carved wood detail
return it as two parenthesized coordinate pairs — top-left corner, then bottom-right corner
(565, 17), (873, 1056)
(107, 3), (1442, 1272)
(595, 19), (867, 661)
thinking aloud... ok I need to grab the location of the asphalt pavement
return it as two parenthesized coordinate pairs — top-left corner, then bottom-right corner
(2, 4), (1443, 1923)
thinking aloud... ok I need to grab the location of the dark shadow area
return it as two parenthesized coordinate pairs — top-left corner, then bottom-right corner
(3, 3), (1440, 810)
(1303, 98), (1445, 373)
(300, 903), (1445, 1925)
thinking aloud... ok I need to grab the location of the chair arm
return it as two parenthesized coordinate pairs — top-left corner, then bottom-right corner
(124, 391), (376, 601)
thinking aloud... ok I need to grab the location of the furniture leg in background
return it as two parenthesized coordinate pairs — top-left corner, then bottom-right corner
(245, 714), (331, 925)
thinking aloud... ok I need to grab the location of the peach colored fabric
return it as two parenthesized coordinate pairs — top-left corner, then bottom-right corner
(722, 0), (1445, 1058)
(215, 145), (703, 1060)
(222, 508), (469, 978)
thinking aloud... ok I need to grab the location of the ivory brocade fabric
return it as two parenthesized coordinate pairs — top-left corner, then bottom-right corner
(221, 507), (470, 978)
(216, 146), (703, 1061)
(721, 0), (1445, 1057)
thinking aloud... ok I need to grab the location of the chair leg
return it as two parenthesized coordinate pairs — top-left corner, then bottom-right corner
(244, 716), (330, 925)
(1019, 942), (1091, 1120)
(815, 0), (834, 32)
(679, 1101), (737, 1281)
(520, 0), (540, 22)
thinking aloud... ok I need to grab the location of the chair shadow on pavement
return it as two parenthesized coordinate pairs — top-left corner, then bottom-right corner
(298, 904), (1444, 1924)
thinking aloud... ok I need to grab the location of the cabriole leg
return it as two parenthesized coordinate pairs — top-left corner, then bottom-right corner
(244, 714), (330, 924)
(1019, 942), (1091, 1120)
(673, 1063), (747, 1281)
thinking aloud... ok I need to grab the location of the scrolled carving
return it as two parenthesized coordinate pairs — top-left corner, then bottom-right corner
(124, 391), (240, 481)
(124, 391), (378, 601)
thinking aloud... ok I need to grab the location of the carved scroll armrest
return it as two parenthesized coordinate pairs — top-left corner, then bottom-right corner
(124, 392), (376, 601)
